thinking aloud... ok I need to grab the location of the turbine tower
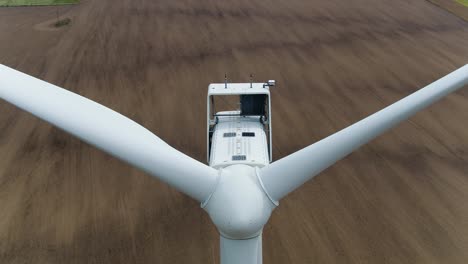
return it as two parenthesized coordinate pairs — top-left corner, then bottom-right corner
(1, 64), (467, 264)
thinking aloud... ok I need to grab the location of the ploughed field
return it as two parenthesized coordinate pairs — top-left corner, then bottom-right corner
(1, 0), (468, 263)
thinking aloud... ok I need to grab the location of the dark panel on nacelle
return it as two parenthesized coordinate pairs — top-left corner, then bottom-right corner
(240, 95), (267, 116)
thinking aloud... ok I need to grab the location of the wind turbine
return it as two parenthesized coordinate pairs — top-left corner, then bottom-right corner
(0, 64), (467, 264)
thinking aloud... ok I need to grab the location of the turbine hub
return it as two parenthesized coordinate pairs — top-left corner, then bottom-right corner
(202, 164), (277, 239)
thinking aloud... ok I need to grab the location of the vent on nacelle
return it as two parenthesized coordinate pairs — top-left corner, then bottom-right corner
(232, 155), (247, 161)
(223, 132), (236, 137)
(242, 132), (255, 137)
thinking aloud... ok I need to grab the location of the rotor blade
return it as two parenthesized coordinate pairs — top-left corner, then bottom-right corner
(0, 64), (218, 202)
(260, 65), (468, 201)
(220, 235), (262, 264)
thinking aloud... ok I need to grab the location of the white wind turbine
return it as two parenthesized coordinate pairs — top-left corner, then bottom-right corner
(1, 64), (467, 264)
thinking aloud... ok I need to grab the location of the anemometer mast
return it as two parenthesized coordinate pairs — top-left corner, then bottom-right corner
(1, 64), (468, 264)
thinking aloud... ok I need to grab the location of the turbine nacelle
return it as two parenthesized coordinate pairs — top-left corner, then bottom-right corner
(202, 165), (277, 239)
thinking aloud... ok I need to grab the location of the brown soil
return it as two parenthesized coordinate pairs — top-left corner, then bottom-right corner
(1, 0), (468, 263)
(428, 0), (468, 21)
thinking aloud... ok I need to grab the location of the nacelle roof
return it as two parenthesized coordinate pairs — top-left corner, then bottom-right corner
(208, 83), (271, 96)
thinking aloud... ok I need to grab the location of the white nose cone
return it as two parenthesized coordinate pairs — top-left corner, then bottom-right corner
(202, 165), (277, 239)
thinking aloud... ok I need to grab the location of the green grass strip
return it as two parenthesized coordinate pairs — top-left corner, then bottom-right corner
(456, 0), (468, 7)
(0, 0), (78, 7)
